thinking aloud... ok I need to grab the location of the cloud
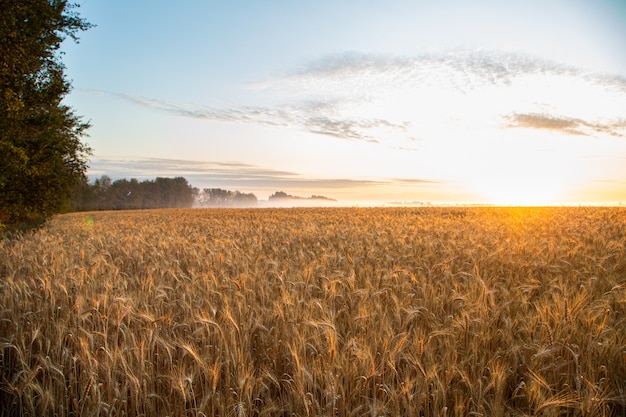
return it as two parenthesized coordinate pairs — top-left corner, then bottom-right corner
(88, 157), (387, 189)
(506, 114), (588, 135)
(89, 157), (298, 183)
(267, 51), (626, 139)
(102, 50), (626, 144)
(107, 92), (407, 143)
(87, 157), (446, 202)
(391, 178), (443, 184)
(304, 115), (409, 143)
(262, 50), (602, 95)
(506, 113), (626, 138)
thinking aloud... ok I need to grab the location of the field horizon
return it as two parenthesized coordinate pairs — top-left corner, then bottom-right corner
(1, 207), (625, 416)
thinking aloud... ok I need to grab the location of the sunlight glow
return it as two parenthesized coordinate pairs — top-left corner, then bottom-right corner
(459, 132), (585, 206)
(472, 178), (569, 206)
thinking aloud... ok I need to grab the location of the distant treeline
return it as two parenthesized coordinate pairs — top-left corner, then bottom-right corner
(195, 189), (336, 207)
(195, 188), (258, 207)
(68, 176), (337, 211)
(268, 191), (336, 202)
(69, 176), (195, 211)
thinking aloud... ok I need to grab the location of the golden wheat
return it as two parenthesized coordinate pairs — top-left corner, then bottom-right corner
(1, 207), (625, 416)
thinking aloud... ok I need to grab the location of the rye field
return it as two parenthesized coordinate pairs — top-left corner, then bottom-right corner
(1, 207), (625, 417)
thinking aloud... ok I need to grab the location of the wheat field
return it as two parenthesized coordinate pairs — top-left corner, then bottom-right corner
(1, 207), (625, 416)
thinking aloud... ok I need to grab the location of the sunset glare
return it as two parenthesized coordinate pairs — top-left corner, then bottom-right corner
(62, 1), (626, 205)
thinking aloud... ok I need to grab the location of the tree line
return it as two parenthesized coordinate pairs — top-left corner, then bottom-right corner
(69, 176), (195, 211)
(66, 177), (339, 211)
(268, 191), (336, 202)
(68, 177), (259, 210)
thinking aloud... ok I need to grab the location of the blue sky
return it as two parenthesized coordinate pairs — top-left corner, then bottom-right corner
(62, 0), (626, 205)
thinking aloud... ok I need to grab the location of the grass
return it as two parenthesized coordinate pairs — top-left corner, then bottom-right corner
(1, 207), (625, 416)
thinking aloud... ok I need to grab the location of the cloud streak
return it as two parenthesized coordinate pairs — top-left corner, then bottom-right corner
(256, 51), (618, 99)
(506, 113), (626, 138)
(88, 157), (441, 196)
(102, 50), (626, 144)
(109, 93), (405, 143)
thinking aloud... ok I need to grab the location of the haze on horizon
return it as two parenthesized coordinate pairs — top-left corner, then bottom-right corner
(62, 0), (626, 206)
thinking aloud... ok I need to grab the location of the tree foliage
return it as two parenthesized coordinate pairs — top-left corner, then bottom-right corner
(70, 176), (196, 211)
(0, 0), (92, 224)
(195, 188), (258, 207)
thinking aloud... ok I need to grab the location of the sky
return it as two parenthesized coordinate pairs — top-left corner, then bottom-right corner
(62, 0), (626, 205)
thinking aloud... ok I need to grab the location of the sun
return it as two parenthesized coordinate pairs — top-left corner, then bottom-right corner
(469, 162), (579, 206)
(461, 138), (579, 206)
(472, 176), (567, 206)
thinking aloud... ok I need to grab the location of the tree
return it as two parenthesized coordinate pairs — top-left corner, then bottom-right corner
(196, 188), (258, 207)
(154, 177), (195, 208)
(0, 1), (92, 225)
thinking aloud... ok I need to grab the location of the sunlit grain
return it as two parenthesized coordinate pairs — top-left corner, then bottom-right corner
(1, 207), (625, 416)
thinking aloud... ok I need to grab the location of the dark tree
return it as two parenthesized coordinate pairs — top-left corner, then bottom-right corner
(0, 1), (92, 225)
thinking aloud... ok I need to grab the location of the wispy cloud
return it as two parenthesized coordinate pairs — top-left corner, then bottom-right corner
(89, 157), (401, 189)
(87, 157), (447, 202)
(390, 179), (443, 186)
(100, 50), (626, 144)
(89, 158), (298, 183)
(258, 50), (620, 97)
(105, 92), (409, 143)
(506, 113), (626, 138)
(260, 50), (626, 140)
